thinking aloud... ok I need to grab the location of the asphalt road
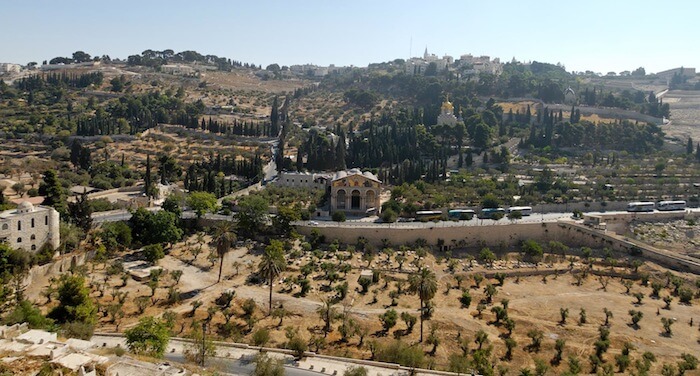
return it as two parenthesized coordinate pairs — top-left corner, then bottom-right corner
(295, 208), (700, 228)
(166, 353), (324, 376)
(93, 206), (699, 227)
(91, 334), (328, 376)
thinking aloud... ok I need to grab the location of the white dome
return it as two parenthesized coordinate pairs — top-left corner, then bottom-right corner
(17, 201), (34, 213)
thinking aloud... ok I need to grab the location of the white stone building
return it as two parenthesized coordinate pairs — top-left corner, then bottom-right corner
(276, 169), (383, 216)
(457, 54), (503, 76)
(0, 201), (60, 252)
(160, 64), (196, 76)
(404, 48), (452, 75)
(275, 172), (330, 190)
(0, 63), (21, 74)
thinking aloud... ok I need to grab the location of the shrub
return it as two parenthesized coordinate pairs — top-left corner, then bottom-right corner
(381, 208), (398, 223)
(252, 328), (271, 347)
(678, 288), (693, 304)
(33, 244), (56, 265)
(375, 340), (425, 368)
(142, 244), (165, 264)
(459, 291), (472, 308)
(62, 321), (95, 340)
(344, 366), (368, 376)
(332, 211), (347, 222)
(124, 316), (170, 358)
(521, 239), (543, 261)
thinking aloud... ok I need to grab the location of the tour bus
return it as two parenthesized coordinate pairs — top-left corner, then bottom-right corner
(478, 208), (506, 219)
(626, 201), (655, 212)
(448, 209), (476, 220)
(415, 210), (443, 222)
(657, 200), (687, 211)
(507, 206), (533, 216)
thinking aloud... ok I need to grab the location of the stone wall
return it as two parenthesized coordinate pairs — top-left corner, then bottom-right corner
(297, 220), (700, 274)
(585, 210), (700, 234)
(297, 222), (597, 249)
(22, 251), (94, 287)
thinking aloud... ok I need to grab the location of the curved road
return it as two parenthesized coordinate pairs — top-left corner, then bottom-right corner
(92, 334), (326, 376)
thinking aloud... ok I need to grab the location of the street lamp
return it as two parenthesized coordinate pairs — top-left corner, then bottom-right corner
(200, 322), (207, 367)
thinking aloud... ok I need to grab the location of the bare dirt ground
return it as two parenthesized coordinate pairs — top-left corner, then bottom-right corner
(662, 90), (700, 143)
(202, 71), (308, 93)
(24, 237), (700, 374)
(498, 101), (638, 124)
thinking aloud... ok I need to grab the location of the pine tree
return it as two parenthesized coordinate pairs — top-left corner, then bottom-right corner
(68, 191), (93, 231)
(41, 169), (67, 216)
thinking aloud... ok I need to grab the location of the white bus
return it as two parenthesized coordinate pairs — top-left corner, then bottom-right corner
(657, 200), (687, 211)
(627, 202), (655, 212)
(507, 206), (532, 216)
(478, 208), (506, 219)
(448, 209), (476, 220)
(415, 210), (443, 221)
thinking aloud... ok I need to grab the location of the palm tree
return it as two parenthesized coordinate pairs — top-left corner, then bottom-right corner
(408, 267), (437, 342)
(214, 222), (236, 283)
(258, 240), (286, 312)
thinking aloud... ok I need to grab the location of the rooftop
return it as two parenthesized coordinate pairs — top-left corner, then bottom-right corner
(331, 168), (380, 183)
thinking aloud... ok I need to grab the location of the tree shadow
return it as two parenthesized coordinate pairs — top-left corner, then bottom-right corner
(393, 329), (407, 339)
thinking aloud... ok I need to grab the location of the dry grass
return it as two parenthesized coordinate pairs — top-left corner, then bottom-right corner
(24, 239), (700, 374)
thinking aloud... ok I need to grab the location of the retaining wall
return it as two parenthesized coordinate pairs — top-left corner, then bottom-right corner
(297, 220), (700, 274)
(23, 251), (94, 287)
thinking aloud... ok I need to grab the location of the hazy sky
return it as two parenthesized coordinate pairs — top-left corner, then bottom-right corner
(1, 0), (697, 74)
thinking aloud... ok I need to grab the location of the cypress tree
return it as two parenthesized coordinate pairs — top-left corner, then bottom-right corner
(465, 150), (473, 166)
(569, 105), (575, 123)
(335, 131), (347, 170)
(270, 96), (279, 136)
(687, 137), (694, 154)
(145, 154), (152, 197)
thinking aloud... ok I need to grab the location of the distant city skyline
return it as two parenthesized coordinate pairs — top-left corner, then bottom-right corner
(1, 0), (697, 74)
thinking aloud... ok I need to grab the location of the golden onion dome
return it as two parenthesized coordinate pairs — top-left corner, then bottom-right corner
(441, 99), (454, 112)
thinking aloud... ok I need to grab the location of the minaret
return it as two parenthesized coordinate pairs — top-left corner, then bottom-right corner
(424, 46), (428, 60)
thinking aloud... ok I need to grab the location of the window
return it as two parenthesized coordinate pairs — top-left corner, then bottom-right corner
(337, 189), (346, 209)
(31, 218), (35, 228)
(17, 221), (21, 231)
(1, 224), (7, 230)
(31, 245), (36, 251)
(16, 237), (21, 243)
(30, 234), (36, 240)
(45, 216), (48, 225)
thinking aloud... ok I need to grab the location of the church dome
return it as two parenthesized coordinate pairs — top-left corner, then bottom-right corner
(441, 99), (454, 113)
(17, 201), (34, 213)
